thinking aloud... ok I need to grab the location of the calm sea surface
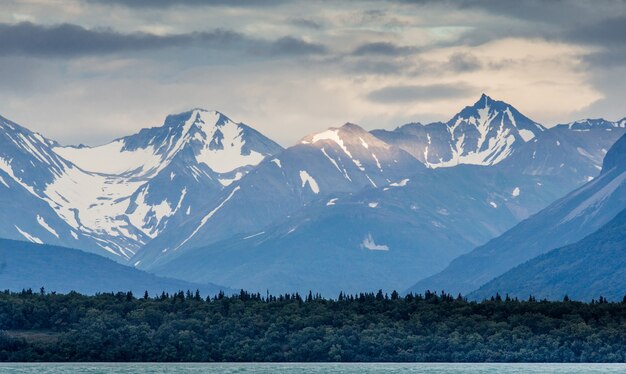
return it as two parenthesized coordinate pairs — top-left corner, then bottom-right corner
(0, 363), (624, 373)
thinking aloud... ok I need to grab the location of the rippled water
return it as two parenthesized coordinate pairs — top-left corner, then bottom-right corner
(0, 363), (625, 373)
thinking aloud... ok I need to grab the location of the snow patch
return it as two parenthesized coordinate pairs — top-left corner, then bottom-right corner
(321, 148), (351, 181)
(36, 215), (59, 238)
(359, 137), (369, 149)
(371, 153), (382, 171)
(219, 171), (243, 186)
(362, 234), (389, 251)
(174, 186), (241, 250)
(518, 129), (535, 142)
(299, 170), (320, 194)
(389, 178), (409, 187)
(243, 231), (265, 240)
(311, 129), (364, 171)
(15, 226), (43, 244)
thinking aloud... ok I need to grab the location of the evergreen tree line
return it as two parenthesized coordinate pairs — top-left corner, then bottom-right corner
(0, 288), (625, 362)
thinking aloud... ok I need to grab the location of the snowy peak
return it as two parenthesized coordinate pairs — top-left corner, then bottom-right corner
(299, 122), (409, 177)
(175, 109), (282, 174)
(55, 109), (282, 177)
(449, 94), (545, 144)
(372, 94), (546, 168)
(0, 115), (72, 192)
(301, 123), (390, 152)
(7, 109), (282, 260)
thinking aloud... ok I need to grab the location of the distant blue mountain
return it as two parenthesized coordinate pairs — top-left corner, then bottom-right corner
(0, 238), (231, 296)
(132, 122), (426, 268)
(0, 96), (624, 296)
(408, 133), (626, 296)
(470, 208), (626, 301)
(133, 98), (624, 295)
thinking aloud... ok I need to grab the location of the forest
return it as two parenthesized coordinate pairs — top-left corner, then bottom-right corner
(1, 288), (625, 362)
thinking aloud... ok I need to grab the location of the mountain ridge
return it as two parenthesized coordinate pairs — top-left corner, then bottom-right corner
(407, 133), (626, 296)
(0, 237), (232, 296)
(469, 208), (626, 301)
(0, 96), (623, 282)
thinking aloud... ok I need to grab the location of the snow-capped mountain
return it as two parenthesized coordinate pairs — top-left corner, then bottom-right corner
(55, 109), (281, 179)
(148, 163), (583, 295)
(373, 94), (545, 168)
(51, 109), (282, 254)
(0, 94), (623, 293)
(0, 110), (282, 260)
(132, 123), (425, 268)
(408, 133), (626, 296)
(135, 98), (625, 294)
(0, 115), (104, 250)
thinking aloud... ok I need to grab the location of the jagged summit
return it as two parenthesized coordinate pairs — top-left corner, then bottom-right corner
(372, 94), (545, 168)
(55, 109), (282, 177)
(457, 93), (498, 114)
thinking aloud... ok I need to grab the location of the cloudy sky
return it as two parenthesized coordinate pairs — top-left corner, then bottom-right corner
(1, 0), (625, 146)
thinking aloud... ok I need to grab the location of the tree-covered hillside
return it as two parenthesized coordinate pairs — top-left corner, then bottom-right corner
(1, 289), (625, 362)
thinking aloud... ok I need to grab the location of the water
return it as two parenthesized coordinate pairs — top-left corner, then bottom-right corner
(0, 363), (624, 373)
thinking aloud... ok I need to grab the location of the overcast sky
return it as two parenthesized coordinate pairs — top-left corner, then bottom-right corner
(1, 0), (625, 146)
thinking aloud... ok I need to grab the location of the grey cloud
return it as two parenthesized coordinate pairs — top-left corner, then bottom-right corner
(446, 52), (482, 72)
(0, 22), (242, 57)
(393, 0), (626, 24)
(393, 0), (626, 48)
(566, 16), (626, 46)
(263, 37), (327, 56)
(0, 22), (326, 58)
(562, 16), (626, 67)
(582, 48), (626, 68)
(289, 18), (322, 30)
(352, 42), (416, 56)
(88, 0), (287, 8)
(345, 59), (412, 75)
(367, 83), (475, 103)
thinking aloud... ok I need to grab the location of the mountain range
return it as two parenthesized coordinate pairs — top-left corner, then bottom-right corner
(0, 94), (624, 297)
